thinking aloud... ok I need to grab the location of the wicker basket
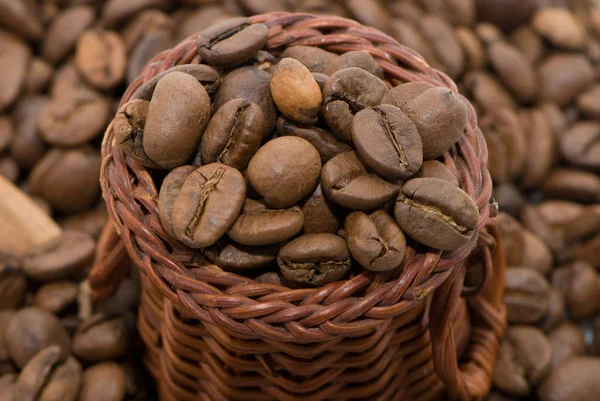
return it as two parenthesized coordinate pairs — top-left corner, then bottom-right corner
(89, 12), (506, 401)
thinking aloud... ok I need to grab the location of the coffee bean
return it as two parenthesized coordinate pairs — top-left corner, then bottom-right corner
(15, 346), (81, 401)
(475, 0), (537, 30)
(548, 322), (586, 368)
(475, 22), (504, 46)
(552, 261), (600, 320)
(0, 157), (18, 183)
(0, 31), (30, 112)
(560, 122), (600, 171)
(519, 109), (554, 189)
(322, 51), (384, 78)
(127, 28), (172, 84)
(346, 0), (391, 34)
(271, 58), (322, 125)
(24, 57), (53, 94)
(164, 163), (245, 248)
(254, 271), (282, 285)
(301, 184), (341, 234)
(539, 288), (567, 333)
(395, 177), (479, 250)
(381, 82), (434, 110)
(114, 99), (160, 168)
(493, 183), (526, 217)
(542, 168), (600, 203)
(59, 201), (108, 239)
(538, 54), (595, 107)
(0, 373), (16, 401)
(158, 165), (196, 238)
(577, 84), (600, 119)
(28, 146), (101, 214)
(504, 267), (550, 325)
(510, 26), (545, 64)
(247, 136), (321, 208)
(5, 307), (71, 369)
(390, 20), (440, 69)
(321, 151), (399, 210)
(417, 160), (459, 186)
(75, 29), (126, 90)
(322, 68), (389, 144)
(228, 199), (303, 246)
(456, 27), (486, 72)
(278, 233), (350, 287)
(10, 95), (48, 169)
(43, 6), (96, 64)
(0, 117), (13, 153)
(521, 229), (553, 277)
(101, 0), (169, 27)
(0, 310), (15, 375)
(133, 64), (221, 101)
(487, 41), (537, 103)
(401, 87), (468, 159)
(0, 258), (26, 310)
(493, 326), (552, 397)
(280, 46), (338, 74)
(352, 104), (423, 179)
(205, 239), (279, 273)
(345, 210), (406, 272)
(214, 66), (277, 135)
(497, 212), (525, 266)
(533, 8), (587, 50)
(419, 16), (464, 78)
(0, 0), (43, 40)
(196, 18), (267, 67)
(463, 71), (516, 112)
(175, 7), (228, 42)
(537, 357), (600, 401)
(23, 230), (94, 282)
(34, 281), (78, 314)
(200, 98), (265, 170)
(73, 314), (128, 362)
(79, 362), (127, 401)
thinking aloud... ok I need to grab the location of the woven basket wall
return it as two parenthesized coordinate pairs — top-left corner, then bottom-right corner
(89, 12), (507, 401)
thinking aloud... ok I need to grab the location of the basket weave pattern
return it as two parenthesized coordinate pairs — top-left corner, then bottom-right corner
(91, 12), (506, 401)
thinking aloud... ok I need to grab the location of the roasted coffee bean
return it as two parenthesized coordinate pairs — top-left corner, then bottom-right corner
(73, 314), (127, 362)
(24, 58), (53, 94)
(577, 84), (600, 119)
(390, 20), (440, 70)
(114, 99), (160, 168)
(280, 46), (338, 74)
(15, 346), (81, 401)
(254, 271), (282, 285)
(416, 160), (459, 186)
(127, 28), (172, 84)
(278, 233), (350, 287)
(493, 183), (526, 217)
(144, 71), (212, 169)
(200, 98), (265, 170)
(476, 0), (537, 30)
(560, 122), (600, 170)
(0, 157), (18, 183)
(537, 357), (600, 401)
(79, 362), (127, 401)
(463, 71), (516, 112)
(401, 87), (468, 159)
(456, 27), (486, 72)
(346, 0), (391, 34)
(228, 199), (303, 246)
(352, 105), (423, 180)
(301, 184), (341, 234)
(271, 58), (322, 125)
(43, 6), (95, 64)
(132, 64), (221, 101)
(539, 288), (567, 333)
(475, 22), (504, 46)
(0, 257), (26, 310)
(158, 165), (196, 238)
(0, 310), (15, 375)
(23, 230), (95, 282)
(75, 29), (126, 90)
(497, 212), (525, 266)
(196, 18), (267, 67)
(0, 0), (43, 40)
(493, 326), (552, 397)
(381, 82), (434, 110)
(175, 6), (228, 42)
(321, 151), (399, 211)
(10, 95), (48, 169)
(5, 307), (71, 369)
(542, 168), (600, 203)
(533, 8), (587, 50)
(345, 210), (406, 272)
(419, 16), (464, 79)
(0, 31), (30, 112)
(538, 54), (595, 107)
(205, 240), (278, 273)
(504, 267), (550, 325)
(552, 261), (600, 320)
(548, 322), (586, 368)
(166, 163), (246, 248)
(28, 147), (101, 214)
(59, 201), (108, 239)
(487, 40), (537, 103)
(510, 26), (545, 65)
(214, 66), (277, 134)
(34, 281), (78, 314)
(247, 137), (321, 208)
(520, 229), (553, 277)
(322, 68), (389, 144)
(519, 108), (554, 190)
(322, 51), (384, 78)
(395, 178), (479, 250)
(0, 117), (13, 153)
(0, 373), (16, 401)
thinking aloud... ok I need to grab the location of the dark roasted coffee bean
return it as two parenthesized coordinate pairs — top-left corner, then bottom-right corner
(352, 104), (423, 180)
(493, 326), (552, 397)
(322, 51), (384, 78)
(205, 239), (278, 273)
(114, 99), (160, 168)
(158, 165), (196, 238)
(560, 122), (600, 170)
(5, 307), (71, 369)
(75, 29), (126, 90)
(552, 261), (600, 320)
(321, 151), (399, 210)
(73, 314), (128, 362)
(476, 0), (537, 30)
(504, 267), (550, 324)
(401, 87), (468, 159)
(79, 362), (127, 401)
(280, 46), (338, 74)
(548, 322), (586, 368)
(34, 281), (78, 314)
(228, 199), (303, 246)
(166, 163), (245, 248)
(278, 233), (350, 287)
(537, 358), (600, 401)
(301, 184), (341, 234)
(42, 6), (95, 64)
(247, 137), (321, 208)
(15, 346), (81, 401)
(0, 31), (30, 112)
(322, 68), (388, 144)
(345, 210), (406, 272)
(381, 82), (434, 110)
(200, 98), (265, 170)
(132, 64), (221, 101)
(196, 18), (267, 67)
(395, 177), (479, 250)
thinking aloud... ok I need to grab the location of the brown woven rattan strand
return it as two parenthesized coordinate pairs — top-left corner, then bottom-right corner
(91, 11), (506, 401)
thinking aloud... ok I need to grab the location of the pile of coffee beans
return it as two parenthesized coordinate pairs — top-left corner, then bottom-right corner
(1, 1), (599, 401)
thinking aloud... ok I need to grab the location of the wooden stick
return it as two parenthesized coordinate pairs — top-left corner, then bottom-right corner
(0, 175), (63, 256)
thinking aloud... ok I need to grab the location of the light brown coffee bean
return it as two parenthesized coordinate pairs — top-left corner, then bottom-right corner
(73, 314), (127, 362)
(552, 261), (600, 320)
(321, 151), (399, 211)
(75, 29), (126, 90)
(539, 288), (567, 333)
(79, 362), (127, 401)
(280, 46), (339, 74)
(395, 177), (479, 250)
(0, 31), (30, 112)
(43, 6), (95, 64)
(34, 281), (78, 314)
(158, 165), (196, 238)
(560, 122), (600, 170)
(144, 72), (211, 169)
(475, 0), (537, 30)
(59, 201), (108, 239)
(247, 137), (321, 208)
(390, 20), (441, 70)
(504, 267), (550, 324)
(487, 40), (537, 103)
(537, 358), (600, 401)
(345, 210), (406, 272)
(205, 240), (279, 273)
(533, 8), (587, 50)
(520, 229), (553, 277)
(538, 54), (595, 107)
